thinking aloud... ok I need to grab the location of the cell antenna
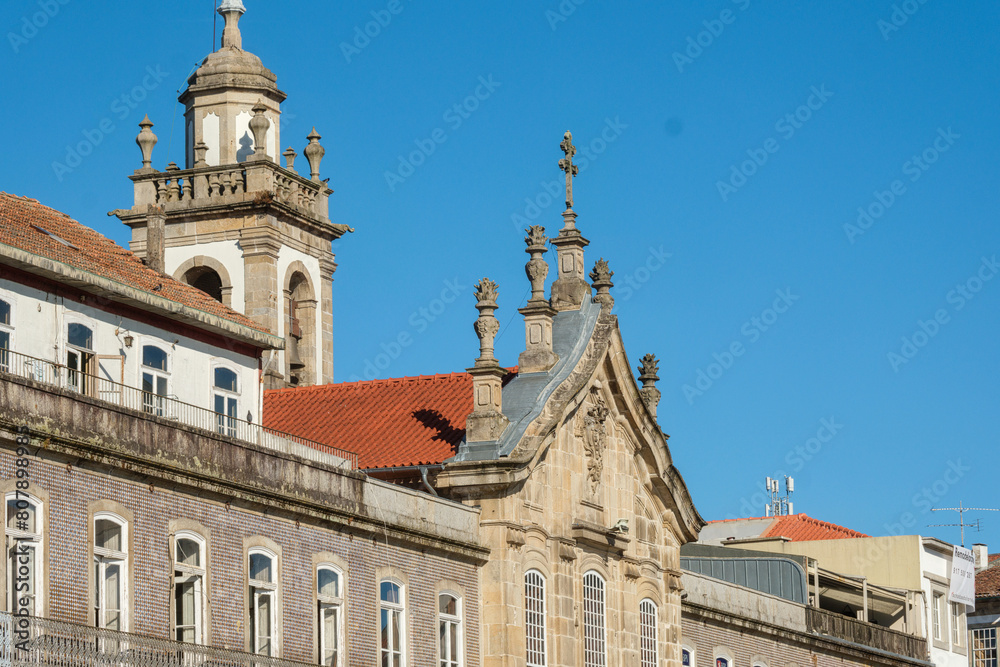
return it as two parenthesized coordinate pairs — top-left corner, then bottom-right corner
(765, 476), (795, 517)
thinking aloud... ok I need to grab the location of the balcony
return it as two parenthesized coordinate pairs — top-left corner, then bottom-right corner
(806, 606), (927, 660)
(0, 612), (315, 666)
(0, 348), (357, 469)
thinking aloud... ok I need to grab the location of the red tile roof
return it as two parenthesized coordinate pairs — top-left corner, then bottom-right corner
(977, 558), (1000, 598)
(0, 192), (268, 335)
(263, 370), (516, 469)
(709, 514), (869, 541)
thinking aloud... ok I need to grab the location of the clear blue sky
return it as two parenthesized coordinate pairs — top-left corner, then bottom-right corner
(4, 1), (999, 548)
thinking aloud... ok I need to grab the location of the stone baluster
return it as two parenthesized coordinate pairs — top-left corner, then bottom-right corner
(249, 101), (271, 162)
(136, 115), (157, 171)
(304, 128), (325, 182)
(283, 147), (298, 174)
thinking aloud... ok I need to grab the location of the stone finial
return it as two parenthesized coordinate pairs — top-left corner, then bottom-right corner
(304, 128), (325, 182)
(466, 278), (510, 443)
(558, 131), (579, 212)
(283, 147), (298, 174)
(549, 130), (590, 312)
(248, 101), (271, 161)
(524, 226), (549, 304)
(136, 115), (157, 170)
(637, 353), (662, 419)
(194, 141), (209, 168)
(590, 258), (614, 309)
(218, 0), (247, 50)
(473, 278), (500, 364)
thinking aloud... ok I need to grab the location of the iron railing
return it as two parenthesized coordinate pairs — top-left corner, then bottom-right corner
(0, 348), (357, 469)
(0, 612), (316, 667)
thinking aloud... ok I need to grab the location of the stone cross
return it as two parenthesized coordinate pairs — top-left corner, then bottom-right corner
(559, 131), (579, 210)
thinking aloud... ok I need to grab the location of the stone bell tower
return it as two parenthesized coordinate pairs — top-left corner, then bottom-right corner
(113, 0), (350, 389)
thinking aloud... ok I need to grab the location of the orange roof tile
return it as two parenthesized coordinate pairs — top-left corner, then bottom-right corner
(263, 370), (516, 469)
(977, 557), (1000, 598)
(709, 514), (868, 541)
(0, 192), (269, 336)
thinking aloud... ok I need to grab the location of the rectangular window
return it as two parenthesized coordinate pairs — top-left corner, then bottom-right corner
(932, 592), (943, 640)
(439, 594), (461, 667)
(248, 550), (277, 656)
(93, 516), (127, 631)
(380, 581), (404, 667)
(174, 535), (205, 644)
(6, 495), (42, 616)
(952, 603), (964, 647)
(525, 571), (546, 667)
(974, 628), (998, 667)
(318, 567), (342, 666)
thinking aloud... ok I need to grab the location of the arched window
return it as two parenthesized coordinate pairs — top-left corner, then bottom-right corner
(582, 571), (607, 667)
(439, 592), (462, 667)
(248, 548), (277, 656)
(682, 648), (693, 666)
(67, 323), (95, 394)
(317, 565), (342, 666)
(717, 658), (730, 667)
(187, 268), (223, 303)
(141, 345), (169, 417)
(173, 532), (205, 643)
(213, 367), (239, 437)
(93, 514), (127, 630)
(380, 579), (405, 667)
(6, 492), (43, 615)
(639, 599), (658, 667)
(524, 570), (547, 667)
(0, 298), (12, 371)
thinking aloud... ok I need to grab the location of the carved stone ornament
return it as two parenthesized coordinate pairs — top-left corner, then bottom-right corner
(136, 115), (157, 170)
(473, 278), (501, 364)
(304, 128), (325, 182)
(637, 353), (662, 418)
(248, 101), (271, 161)
(581, 396), (610, 494)
(590, 258), (614, 308)
(524, 226), (549, 303)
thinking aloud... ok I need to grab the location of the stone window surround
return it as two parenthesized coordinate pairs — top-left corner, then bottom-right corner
(169, 519), (211, 646)
(89, 500), (134, 633)
(524, 567), (548, 667)
(713, 645), (735, 667)
(244, 536), (282, 657)
(681, 644), (695, 667)
(925, 572), (955, 653)
(0, 483), (48, 617)
(639, 597), (658, 667)
(582, 569), (608, 667)
(172, 256), (234, 308)
(312, 552), (348, 666)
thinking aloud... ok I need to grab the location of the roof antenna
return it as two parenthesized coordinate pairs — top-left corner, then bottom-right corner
(929, 501), (1000, 547)
(764, 476), (795, 517)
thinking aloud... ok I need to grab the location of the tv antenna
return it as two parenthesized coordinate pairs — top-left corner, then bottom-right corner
(765, 476), (795, 517)
(929, 501), (1000, 547)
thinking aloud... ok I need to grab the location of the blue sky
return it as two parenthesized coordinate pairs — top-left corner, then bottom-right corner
(4, 1), (999, 548)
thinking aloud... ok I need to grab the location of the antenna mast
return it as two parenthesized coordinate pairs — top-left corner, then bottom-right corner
(930, 501), (1000, 547)
(765, 476), (795, 517)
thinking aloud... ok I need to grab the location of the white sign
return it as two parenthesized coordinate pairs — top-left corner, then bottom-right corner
(949, 545), (976, 607)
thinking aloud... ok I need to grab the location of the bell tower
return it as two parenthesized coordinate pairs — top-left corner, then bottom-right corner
(114, 0), (350, 389)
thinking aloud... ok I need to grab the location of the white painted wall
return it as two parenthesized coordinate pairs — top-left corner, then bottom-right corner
(920, 541), (970, 667)
(0, 277), (263, 425)
(202, 112), (220, 167)
(165, 240), (245, 314)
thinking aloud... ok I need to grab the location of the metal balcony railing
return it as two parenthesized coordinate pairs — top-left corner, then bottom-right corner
(0, 348), (357, 470)
(0, 612), (317, 667)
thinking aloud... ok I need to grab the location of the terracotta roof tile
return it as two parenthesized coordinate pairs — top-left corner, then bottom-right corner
(977, 556), (1000, 598)
(263, 370), (516, 469)
(0, 192), (268, 335)
(708, 514), (868, 541)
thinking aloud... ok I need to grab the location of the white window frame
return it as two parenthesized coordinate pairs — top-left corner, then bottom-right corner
(213, 365), (240, 437)
(5, 491), (42, 616)
(93, 512), (128, 631)
(141, 344), (171, 417)
(66, 320), (96, 394)
(317, 564), (343, 666)
(951, 602), (964, 647)
(248, 548), (277, 656)
(639, 598), (657, 667)
(681, 646), (695, 667)
(0, 295), (14, 372)
(438, 591), (462, 667)
(379, 578), (406, 667)
(525, 570), (547, 667)
(973, 627), (998, 667)
(173, 531), (206, 644)
(932, 591), (944, 641)
(582, 571), (607, 667)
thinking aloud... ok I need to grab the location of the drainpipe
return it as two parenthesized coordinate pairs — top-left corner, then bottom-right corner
(419, 466), (439, 497)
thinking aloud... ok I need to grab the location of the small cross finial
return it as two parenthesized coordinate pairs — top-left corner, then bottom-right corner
(559, 131), (579, 210)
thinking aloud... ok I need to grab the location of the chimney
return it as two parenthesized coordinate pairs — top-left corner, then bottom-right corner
(146, 205), (166, 274)
(517, 226), (559, 373)
(465, 278), (510, 443)
(974, 543), (989, 571)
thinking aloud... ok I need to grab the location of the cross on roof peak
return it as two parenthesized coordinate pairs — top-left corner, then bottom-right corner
(559, 131), (579, 210)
